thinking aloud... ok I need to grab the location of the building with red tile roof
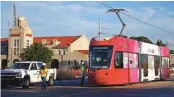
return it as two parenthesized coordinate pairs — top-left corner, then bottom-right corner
(77, 50), (89, 55)
(33, 36), (80, 48)
(170, 54), (174, 65)
(0, 16), (89, 69)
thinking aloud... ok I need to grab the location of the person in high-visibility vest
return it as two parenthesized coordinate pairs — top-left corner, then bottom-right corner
(80, 61), (86, 86)
(38, 63), (48, 90)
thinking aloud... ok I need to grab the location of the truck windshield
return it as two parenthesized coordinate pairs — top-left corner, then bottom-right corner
(90, 46), (113, 68)
(9, 63), (30, 69)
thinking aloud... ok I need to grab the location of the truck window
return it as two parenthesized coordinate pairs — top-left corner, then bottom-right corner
(30, 63), (37, 70)
(10, 63), (30, 69)
(37, 63), (43, 69)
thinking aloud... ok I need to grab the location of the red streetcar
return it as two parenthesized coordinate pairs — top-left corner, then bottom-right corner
(88, 36), (170, 85)
(88, 8), (170, 85)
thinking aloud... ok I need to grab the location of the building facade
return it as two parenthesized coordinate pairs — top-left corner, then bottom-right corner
(170, 54), (174, 65)
(0, 16), (89, 69)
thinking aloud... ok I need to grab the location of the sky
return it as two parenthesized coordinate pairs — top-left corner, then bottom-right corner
(1, 1), (174, 49)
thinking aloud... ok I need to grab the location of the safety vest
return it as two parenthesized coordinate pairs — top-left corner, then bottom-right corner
(81, 65), (86, 72)
(40, 68), (48, 77)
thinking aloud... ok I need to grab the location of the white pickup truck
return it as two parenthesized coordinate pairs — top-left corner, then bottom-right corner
(1, 61), (57, 89)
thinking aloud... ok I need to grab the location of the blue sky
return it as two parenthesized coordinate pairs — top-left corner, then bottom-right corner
(1, 1), (174, 49)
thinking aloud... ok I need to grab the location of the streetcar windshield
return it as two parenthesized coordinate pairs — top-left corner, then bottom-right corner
(90, 46), (113, 68)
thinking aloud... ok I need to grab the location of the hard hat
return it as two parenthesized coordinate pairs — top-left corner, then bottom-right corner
(42, 63), (46, 66)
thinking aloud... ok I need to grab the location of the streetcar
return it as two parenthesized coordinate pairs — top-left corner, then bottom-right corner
(88, 36), (170, 85)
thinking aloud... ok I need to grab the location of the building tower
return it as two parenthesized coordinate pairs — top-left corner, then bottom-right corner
(7, 3), (33, 66)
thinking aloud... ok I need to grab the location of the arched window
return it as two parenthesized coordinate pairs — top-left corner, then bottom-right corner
(51, 59), (59, 69)
(13, 59), (19, 63)
(1, 59), (7, 69)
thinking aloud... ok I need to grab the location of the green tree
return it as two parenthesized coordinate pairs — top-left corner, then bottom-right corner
(130, 36), (139, 40)
(20, 43), (53, 65)
(118, 35), (128, 38)
(170, 50), (174, 54)
(156, 39), (167, 47)
(130, 36), (153, 44)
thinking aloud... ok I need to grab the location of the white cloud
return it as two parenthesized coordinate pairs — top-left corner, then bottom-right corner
(0, 13), (4, 16)
(123, 7), (156, 22)
(167, 39), (174, 45)
(156, 6), (165, 12)
(31, 18), (44, 22)
(52, 20), (68, 26)
(49, 3), (107, 15)
(2, 2), (174, 49)
(49, 4), (83, 12)
(18, 2), (47, 7)
(46, 3), (174, 40)
(142, 7), (155, 21)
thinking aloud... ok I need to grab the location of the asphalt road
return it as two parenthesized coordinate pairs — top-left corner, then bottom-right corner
(1, 76), (174, 97)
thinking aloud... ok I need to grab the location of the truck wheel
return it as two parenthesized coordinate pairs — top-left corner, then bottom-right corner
(22, 79), (30, 89)
(47, 76), (54, 86)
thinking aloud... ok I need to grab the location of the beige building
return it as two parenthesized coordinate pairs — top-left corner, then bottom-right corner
(170, 54), (174, 65)
(0, 16), (89, 69)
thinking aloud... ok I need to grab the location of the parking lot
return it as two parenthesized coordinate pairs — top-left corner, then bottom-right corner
(1, 76), (174, 97)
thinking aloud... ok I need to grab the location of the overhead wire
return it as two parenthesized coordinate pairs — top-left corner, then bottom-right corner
(96, 1), (174, 35)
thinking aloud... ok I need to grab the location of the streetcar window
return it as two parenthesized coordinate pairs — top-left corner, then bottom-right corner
(89, 46), (113, 68)
(154, 56), (160, 69)
(162, 57), (169, 68)
(141, 54), (148, 68)
(129, 53), (138, 68)
(148, 55), (155, 69)
(115, 52), (123, 68)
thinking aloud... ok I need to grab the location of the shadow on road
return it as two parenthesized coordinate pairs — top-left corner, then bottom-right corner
(2, 78), (174, 97)
(54, 79), (88, 86)
(2, 86), (36, 90)
(2, 76), (174, 90)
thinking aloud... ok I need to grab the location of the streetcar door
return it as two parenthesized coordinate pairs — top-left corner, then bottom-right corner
(154, 56), (160, 80)
(141, 54), (148, 81)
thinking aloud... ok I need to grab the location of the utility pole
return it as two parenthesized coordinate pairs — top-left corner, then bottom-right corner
(98, 19), (107, 39)
(98, 18), (102, 38)
(8, 12), (11, 30)
(107, 8), (127, 36)
(13, 1), (16, 26)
